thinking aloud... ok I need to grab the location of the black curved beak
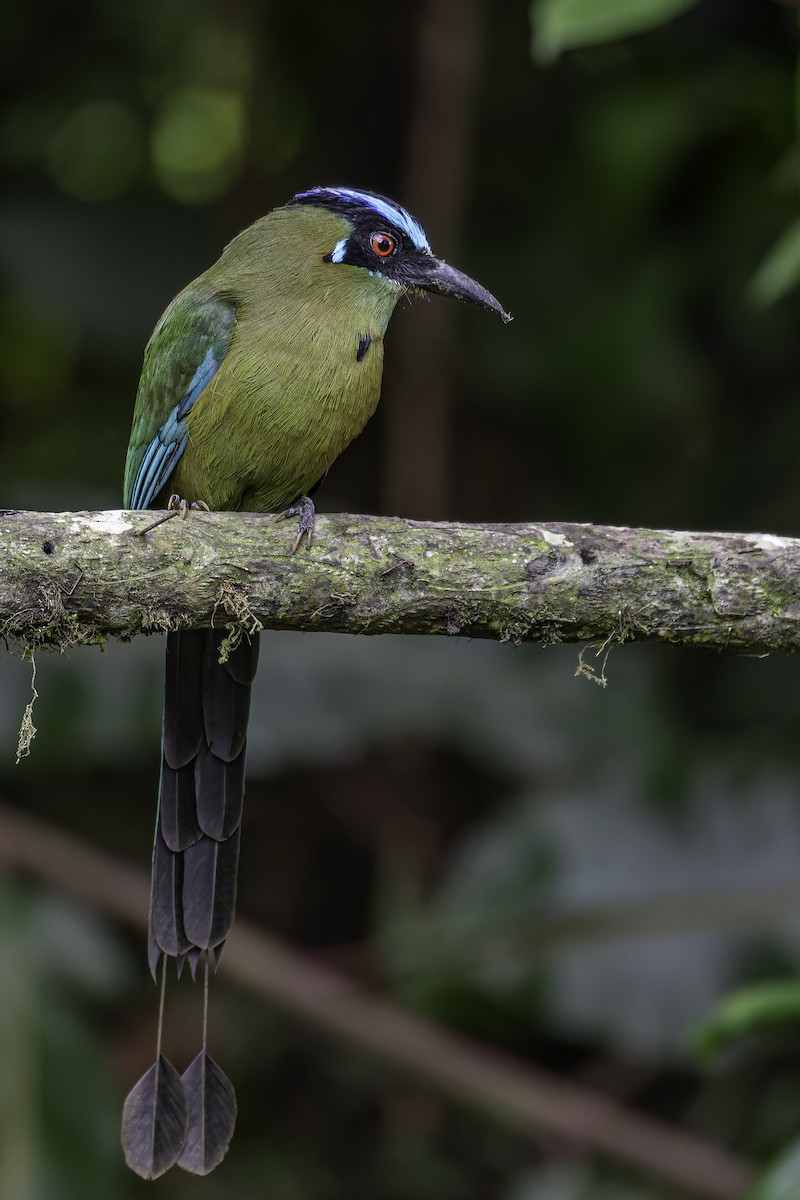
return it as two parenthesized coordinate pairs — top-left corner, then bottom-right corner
(414, 258), (512, 323)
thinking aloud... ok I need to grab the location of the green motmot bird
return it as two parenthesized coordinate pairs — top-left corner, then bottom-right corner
(122, 186), (509, 1178)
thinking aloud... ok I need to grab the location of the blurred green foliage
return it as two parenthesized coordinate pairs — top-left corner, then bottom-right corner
(692, 981), (800, 1064)
(531, 0), (699, 63)
(748, 1138), (800, 1200)
(750, 216), (800, 307)
(0, 881), (131, 1199)
(3, 0), (800, 1197)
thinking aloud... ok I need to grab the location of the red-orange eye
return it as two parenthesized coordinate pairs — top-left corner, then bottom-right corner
(370, 232), (396, 258)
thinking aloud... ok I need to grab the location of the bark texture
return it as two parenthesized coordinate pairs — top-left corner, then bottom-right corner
(1, 508), (799, 654)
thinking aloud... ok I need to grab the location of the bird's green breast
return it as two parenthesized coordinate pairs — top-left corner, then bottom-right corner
(168, 208), (401, 512)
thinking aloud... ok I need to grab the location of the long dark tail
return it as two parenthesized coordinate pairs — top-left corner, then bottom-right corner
(122, 627), (260, 1180)
(150, 628), (260, 973)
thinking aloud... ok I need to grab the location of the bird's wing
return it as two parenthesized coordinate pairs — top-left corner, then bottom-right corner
(124, 292), (237, 510)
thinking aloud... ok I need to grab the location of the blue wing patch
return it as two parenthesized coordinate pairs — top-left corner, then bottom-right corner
(128, 347), (220, 511)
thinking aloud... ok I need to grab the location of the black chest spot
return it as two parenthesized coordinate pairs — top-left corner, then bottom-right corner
(356, 333), (371, 363)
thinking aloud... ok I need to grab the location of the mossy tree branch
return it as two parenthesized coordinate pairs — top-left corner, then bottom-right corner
(1, 508), (800, 654)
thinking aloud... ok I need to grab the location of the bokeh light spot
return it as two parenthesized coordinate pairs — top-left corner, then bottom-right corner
(151, 87), (245, 204)
(45, 100), (144, 201)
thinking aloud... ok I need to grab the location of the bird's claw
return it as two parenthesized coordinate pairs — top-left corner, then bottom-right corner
(274, 494), (315, 553)
(167, 494), (211, 519)
(137, 496), (211, 536)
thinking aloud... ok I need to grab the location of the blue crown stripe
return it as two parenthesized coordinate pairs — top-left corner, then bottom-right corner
(334, 190), (431, 253)
(291, 187), (431, 254)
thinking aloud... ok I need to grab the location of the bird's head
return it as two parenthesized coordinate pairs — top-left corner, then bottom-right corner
(288, 186), (511, 323)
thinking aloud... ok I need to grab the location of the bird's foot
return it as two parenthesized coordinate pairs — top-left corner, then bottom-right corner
(274, 494), (315, 552)
(167, 494), (211, 519)
(137, 496), (211, 536)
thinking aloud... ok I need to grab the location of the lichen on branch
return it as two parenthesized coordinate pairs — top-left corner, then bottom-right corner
(0, 509), (799, 656)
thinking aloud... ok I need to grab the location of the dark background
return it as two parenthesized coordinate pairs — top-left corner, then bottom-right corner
(2, 2), (800, 1197)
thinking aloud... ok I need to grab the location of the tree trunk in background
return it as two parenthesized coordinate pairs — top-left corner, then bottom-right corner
(381, 0), (483, 520)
